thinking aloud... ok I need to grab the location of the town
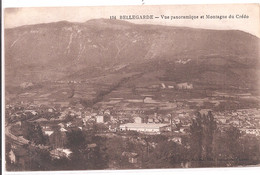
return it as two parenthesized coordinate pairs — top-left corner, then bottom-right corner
(5, 80), (260, 170)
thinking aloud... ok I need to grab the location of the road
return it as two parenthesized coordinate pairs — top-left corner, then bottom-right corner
(6, 122), (49, 149)
(5, 122), (29, 145)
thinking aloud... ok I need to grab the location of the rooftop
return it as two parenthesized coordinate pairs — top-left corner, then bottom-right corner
(120, 123), (170, 129)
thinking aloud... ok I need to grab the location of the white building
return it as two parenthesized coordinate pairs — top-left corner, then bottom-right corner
(104, 109), (111, 115)
(50, 148), (72, 159)
(9, 150), (16, 163)
(241, 128), (260, 136)
(169, 137), (182, 144)
(44, 130), (54, 136)
(96, 115), (104, 123)
(161, 83), (166, 89)
(177, 82), (193, 89)
(134, 117), (142, 123)
(60, 128), (67, 132)
(119, 123), (171, 134)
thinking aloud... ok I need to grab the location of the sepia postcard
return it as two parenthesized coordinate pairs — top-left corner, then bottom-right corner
(2, 2), (260, 174)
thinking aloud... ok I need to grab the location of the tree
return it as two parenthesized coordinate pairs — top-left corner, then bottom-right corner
(66, 129), (86, 150)
(106, 137), (127, 168)
(225, 126), (241, 159)
(189, 111), (217, 165)
(65, 129), (109, 170)
(28, 147), (53, 170)
(212, 126), (242, 166)
(144, 140), (189, 169)
(22, 122), (47, 145)
(49, 129), (67, 148)
(34, 124), (47, 145)
(239, 135), (260, 165)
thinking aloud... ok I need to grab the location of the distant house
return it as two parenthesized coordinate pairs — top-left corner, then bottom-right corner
(60, 127), (67, 132)
(48, 108), (55, 113)
(178, 113), (185, 117)
(199, 109), (211, 116)
(50, 148), (72, 159)
(9, 149), (16, 164)
(84, 115), (92, 120)
(91, 113), (98, 117)
(120, 123), (171, 134)
(217, 118), (227, 124)
(83, 115), (92, 125)
(66, 122), (72, 127)
(148, 118), (154, 123)
(104, 109), (111, 115)
(173, 118), (181, 124)
(17, 121), (22, 126)
(230, 120), (240, 126)
(150, 85), (160, 89)
(34, 118), (48, 123)
(41, 125), (54, 136)
(143, 97), (158, 104)
(177, 82), (193, 89)
(87, 143), (97, 149)
(134, 116), (142, 123)
(180, 126), (190, 133)
(96, 115), (104, 123)
(164, 117), (170, 123)
(169, 137), (182, 144)
(20, 82), (33, 88)
(161, 83), (166, 89)
(31, 110), (38, 116)
(122, 152), (138, 164)
(69, 112), (76, 117)
(240, 128), (260, 136)
(110, 116), (118, 123)
(58, 111), (67, 120)
(160, 125), (172, 132)
(96, 115), (110, 123)
(58, 123), (65, 128)
(181, 161), (192, 168)
(76, 115), (82, 119)
(154, 119), (160, 123)
(109, 125), (117, 132)
(176, 59), (191, 64)
(44, 130), (54, 136)
(9, 147), (28, 167)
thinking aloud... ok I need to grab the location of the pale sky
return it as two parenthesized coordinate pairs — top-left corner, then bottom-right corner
(4, 4), (260, 37)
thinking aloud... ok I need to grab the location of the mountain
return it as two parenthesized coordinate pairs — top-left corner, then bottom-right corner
(4, 19), (260, 90)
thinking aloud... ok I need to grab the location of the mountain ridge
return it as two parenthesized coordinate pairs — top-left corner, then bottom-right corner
(5, 19), (260, 39)
(4, 19), (260, 89)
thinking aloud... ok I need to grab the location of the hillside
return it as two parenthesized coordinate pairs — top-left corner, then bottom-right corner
(4, 19), (260, 90)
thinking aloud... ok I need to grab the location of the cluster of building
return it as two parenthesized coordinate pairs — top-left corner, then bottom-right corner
(214, 108), (260, 136)
(6, 98), (260, 166)
(119, 113), (185, 134)
(7, 99), (260, 137)
(152, 82), (193, 90)
(120, 123), (171, 134)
